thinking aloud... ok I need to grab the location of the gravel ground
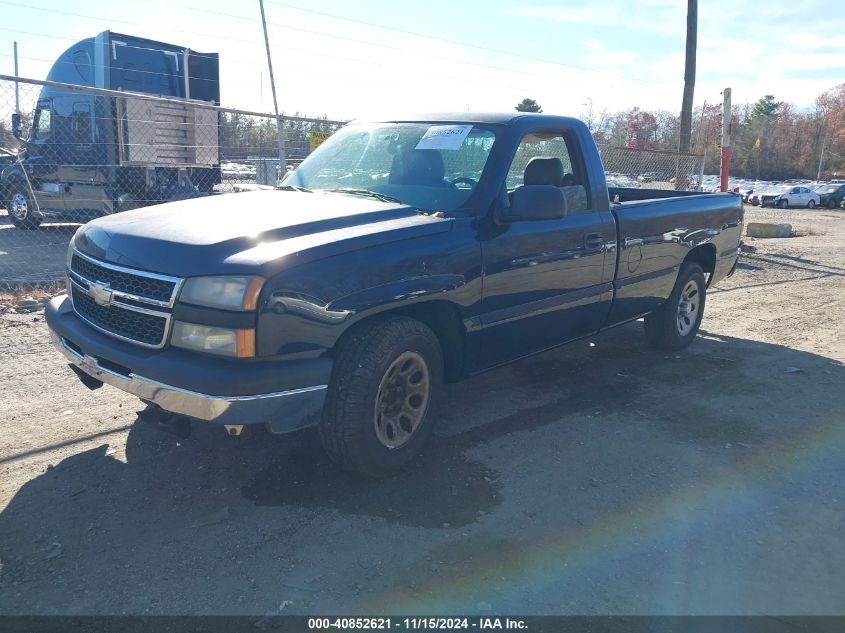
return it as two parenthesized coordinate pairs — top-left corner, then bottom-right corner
(0, 205), (844, 616)
(0, 213), (75, 288)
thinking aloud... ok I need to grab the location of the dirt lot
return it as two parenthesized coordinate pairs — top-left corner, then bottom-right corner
(1, 205), (844, 616)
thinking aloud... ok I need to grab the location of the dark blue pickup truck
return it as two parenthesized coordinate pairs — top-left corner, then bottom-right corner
(46, 113), (742, 475)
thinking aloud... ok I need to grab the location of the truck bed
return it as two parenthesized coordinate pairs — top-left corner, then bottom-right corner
(603, 187), (743, 325)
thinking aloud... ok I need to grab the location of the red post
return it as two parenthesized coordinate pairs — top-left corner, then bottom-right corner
(720, 87), (731, 192)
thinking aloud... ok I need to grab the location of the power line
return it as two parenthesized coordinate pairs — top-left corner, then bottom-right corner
(261, 0), (672, 86)
(0, 1), (377, 69)
(1, 0), (521, 79)
(0, 23), (537, 93)
(0, 1), (669, 97)
(0, 29), (390, 87)
(188, 5), (545, 79)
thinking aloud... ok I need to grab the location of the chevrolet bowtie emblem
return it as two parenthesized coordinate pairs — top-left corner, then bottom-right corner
(89, 281), (114, 307)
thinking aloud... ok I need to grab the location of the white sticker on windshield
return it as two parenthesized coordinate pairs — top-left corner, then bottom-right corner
(415, 125), (473, 151)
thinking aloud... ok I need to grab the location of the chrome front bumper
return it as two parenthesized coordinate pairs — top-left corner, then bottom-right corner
(51, 332), (328, 429)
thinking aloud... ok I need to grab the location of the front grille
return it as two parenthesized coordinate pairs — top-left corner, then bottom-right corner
(70, 253), (176, 304)
(67, 251), (181, 348)
(71, 285), (168, 347)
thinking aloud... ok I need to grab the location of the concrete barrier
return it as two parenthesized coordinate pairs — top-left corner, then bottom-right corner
(746, 222), (793, 238)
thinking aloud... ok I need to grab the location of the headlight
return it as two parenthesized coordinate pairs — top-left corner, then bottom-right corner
(171, 321), (256, 357)
(179, 275), (264, 311)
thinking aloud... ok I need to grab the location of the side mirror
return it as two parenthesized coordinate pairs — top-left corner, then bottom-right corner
(11, 113), (23, 140)
(499, 185), (568, 222)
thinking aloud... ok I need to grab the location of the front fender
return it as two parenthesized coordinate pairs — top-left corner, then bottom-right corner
(327, 274), (466, 313)
(257, 275), (468, 359)
(254, 214), (481, 359)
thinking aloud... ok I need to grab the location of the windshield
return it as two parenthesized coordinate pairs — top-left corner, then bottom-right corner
(283, 122), (497, 212)
(816, 185), (837, 193)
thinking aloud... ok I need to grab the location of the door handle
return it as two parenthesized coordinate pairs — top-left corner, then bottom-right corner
(624, 237), (644, 248)
(584, 232), (604, 249)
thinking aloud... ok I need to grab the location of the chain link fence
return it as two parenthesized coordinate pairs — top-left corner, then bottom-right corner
(599, 145), (705, 191)
(0, 74), (345, 294)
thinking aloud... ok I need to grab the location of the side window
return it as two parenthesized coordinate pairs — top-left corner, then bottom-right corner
(505, 131), (590, 212)
(71, 102), (93, 143)
(791, 187), (799, 194)
(34, 103), (52, 140)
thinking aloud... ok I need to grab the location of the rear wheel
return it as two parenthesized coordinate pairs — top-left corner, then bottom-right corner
(320, 315), (443, 476)
(644, 262), (706, 351)
(808, 199), (816, 209)
(6, 182), (42, 230)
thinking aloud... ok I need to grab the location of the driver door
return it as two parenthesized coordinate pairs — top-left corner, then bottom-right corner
(474, 129), (615, 369)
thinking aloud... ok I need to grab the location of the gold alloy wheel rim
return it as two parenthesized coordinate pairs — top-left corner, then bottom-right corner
(374, 351), (430, 449)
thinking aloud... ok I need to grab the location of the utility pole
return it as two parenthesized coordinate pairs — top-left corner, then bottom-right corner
(676, 0), (697, 189)
(13, 41), (20, 115)
(258, 0), (286, 182)
(817, 135), (827, 181)
(720, 87), (732, 192)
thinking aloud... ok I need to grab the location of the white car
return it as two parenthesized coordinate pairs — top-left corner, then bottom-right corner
(759, 185), (821, 209)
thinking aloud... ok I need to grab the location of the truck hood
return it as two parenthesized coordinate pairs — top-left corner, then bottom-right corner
(73, 190), (451, 277)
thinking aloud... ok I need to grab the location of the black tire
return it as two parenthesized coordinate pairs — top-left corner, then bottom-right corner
(6, 181), (42, 230)
(644, 262), (706, 351)
(808, 199), (815, 209)
(778, 199), (788, 209)
(320, 315), (443, 476)
(828, 199), (837, 209)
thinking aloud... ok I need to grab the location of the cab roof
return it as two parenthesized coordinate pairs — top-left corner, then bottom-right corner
(356, 112), (584, 128)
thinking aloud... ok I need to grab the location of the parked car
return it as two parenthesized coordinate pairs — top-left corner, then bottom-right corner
(45, 112), (742, 475)
(605, 172), (639, 188)
(746, 190), (762, 206)
(814, 183), (845, 209)
(637, 171), (662, 183)
(759, 185), (821, 209)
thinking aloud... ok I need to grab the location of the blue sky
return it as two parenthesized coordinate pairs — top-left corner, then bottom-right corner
(0, 0), (843, 119)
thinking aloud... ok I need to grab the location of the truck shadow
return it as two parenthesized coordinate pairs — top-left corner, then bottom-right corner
(1, 324), (843, 611)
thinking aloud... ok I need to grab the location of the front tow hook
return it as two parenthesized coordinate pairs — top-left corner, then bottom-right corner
(138, 404), (192, 439)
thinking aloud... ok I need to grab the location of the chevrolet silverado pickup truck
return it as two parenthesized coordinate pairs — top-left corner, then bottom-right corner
(46, 112), (743, 475)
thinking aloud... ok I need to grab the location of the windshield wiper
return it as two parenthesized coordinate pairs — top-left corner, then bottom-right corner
(326, 188), (404, 204)
(276, 184), (312, 193)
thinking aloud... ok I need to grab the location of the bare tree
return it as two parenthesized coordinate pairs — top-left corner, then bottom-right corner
(677, 0), (698, 188)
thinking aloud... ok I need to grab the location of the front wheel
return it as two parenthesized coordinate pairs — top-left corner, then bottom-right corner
(808, 199), (816, 209)
(320, 315), (443, 476)
(6, 183), (42, 230)
(778, 199), (789, 209)
(644, 262), (706, 351)
(828, 199), (837, 209)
